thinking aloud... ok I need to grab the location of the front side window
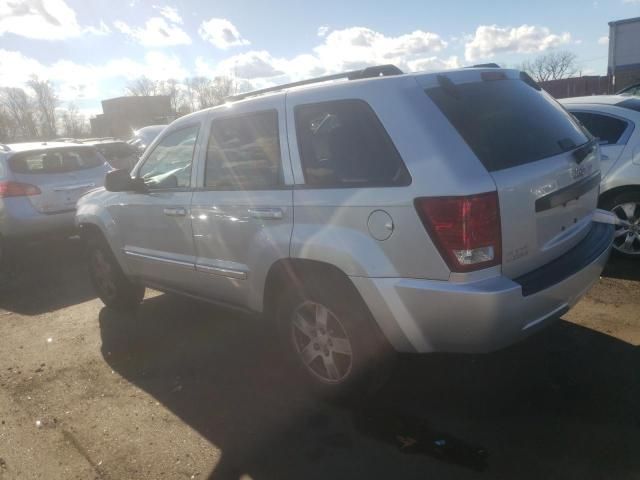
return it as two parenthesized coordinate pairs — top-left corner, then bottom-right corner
(205, 110), (282, 189)
(138, 125), (199, 189)
(571, 112), (629, 145)
(294, 100), (410, 187)
(9, 148), (105, 174)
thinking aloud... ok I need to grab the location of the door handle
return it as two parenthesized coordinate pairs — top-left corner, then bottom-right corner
(164, 207), (187, 217)
(248, 208), (283, 220)
(601, 155), (609, 161)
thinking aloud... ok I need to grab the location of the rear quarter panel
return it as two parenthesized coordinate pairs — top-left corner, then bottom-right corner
(286, 76), (496, 280)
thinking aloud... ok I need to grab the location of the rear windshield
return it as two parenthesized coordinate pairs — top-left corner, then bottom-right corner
(426, 78), (589, 172)
(9, 148), (105, 174)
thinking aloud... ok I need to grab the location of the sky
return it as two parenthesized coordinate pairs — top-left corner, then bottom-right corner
(1, 0), (639, 117)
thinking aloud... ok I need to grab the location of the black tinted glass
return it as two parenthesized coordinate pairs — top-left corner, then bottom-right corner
(426, 78), (589, 172)
(572, 112), (628, 145)
(9, 148), (104, 174)
(295, 99), (410, 187)
(205, 110), (282, 189)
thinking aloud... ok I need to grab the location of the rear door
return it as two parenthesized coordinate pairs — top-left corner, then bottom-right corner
(8, 147), (109, 214)
(190, 95), (293, 309)
(424, 71), (600, 278)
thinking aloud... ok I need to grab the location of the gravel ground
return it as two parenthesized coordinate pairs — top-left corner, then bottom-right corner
(0, 239), (638, 480)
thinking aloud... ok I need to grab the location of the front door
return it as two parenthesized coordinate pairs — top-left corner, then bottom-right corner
(109, 123), (201, 290)
(190, 96), (293, 310)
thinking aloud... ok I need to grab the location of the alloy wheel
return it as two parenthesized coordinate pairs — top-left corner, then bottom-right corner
(611, 202), (640, 255)
(290, 301), (353, 384)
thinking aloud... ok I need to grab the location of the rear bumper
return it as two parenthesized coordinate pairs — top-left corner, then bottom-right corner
(352, 222), (614, 354)
(0, 197), (76, 240)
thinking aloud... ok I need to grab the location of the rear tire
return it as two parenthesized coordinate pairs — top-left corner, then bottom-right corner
(86, 234), (145, 311)
(276, 272), (394, 400)
(600, 191), (640, 258)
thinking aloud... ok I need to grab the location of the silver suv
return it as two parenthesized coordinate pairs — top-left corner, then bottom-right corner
(0, 142), (109, 260)
(77, 66), (614, 396)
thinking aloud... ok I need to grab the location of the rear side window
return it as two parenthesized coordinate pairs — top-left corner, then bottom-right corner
(571, 112), (629, 145)
(205, 110), (282, 189)
(426, 78), (589, 172)
(9, 148), (105, 174)
(295, 99), (410, 187)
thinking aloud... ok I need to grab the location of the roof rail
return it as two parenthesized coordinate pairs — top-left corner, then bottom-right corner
(0, 144), (10, 152)
(225, 64), (404, 102)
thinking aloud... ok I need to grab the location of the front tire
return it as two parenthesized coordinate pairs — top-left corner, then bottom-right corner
(87, 235), (145, 311)
(276, 273), (394, 399)
(601, 191), (640, 258)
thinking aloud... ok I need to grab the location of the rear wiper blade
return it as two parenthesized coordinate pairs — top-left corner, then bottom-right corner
(572, 139), (597, 164)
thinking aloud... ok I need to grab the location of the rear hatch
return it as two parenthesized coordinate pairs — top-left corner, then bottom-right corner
(8, 146), (109, 214)
(423, 69), (600, 278)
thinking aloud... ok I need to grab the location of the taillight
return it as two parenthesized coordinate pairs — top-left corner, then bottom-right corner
(0, 181), (41, 198)
(414, 192), (501, 272)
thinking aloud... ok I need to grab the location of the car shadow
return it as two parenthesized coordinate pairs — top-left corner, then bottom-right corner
(0, 237), (96, 315)
(99, 294), (640, 480)
(602, 255), (640, 282)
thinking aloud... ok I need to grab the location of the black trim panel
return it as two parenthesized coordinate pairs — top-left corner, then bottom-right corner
(515, 222), (613, 297)
(535, 172), (600, 213)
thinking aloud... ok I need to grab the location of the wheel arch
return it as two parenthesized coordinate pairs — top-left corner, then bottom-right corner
(262, 258), (363, 319)
(599, 184), (640, 208)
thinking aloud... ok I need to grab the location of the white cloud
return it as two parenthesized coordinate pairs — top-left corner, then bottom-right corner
(196, 26), (455, 89)
(0, 0), (111, 40)
(0, 49), (188, 102)
(407, 56), (461, 72)
(198, 18), (250, 49)
(465, 24), (571, 61)
(598, 35), (609, 45)
(114, 16), (191, 46)
(153, 5), (182, 24)
(317, 25), (329, 37)
(312, 27), (447, 72)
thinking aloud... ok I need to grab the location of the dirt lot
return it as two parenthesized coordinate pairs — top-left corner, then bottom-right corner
(0, 239), (638, 480)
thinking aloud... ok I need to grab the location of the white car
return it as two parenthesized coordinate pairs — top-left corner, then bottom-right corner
(561, 96), (640, 257)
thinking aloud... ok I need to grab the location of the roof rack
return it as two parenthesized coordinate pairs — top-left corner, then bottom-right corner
(225, 64), (404, 103)
(466, 63), (501, 69)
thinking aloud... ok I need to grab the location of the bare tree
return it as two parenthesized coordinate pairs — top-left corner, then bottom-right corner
(0, 87), (38, 140)
(521, 51), (579, 82)
(158, 79), (182, 114)
(60, 103), (88, 138)
(189, 76), (235, 109)
(0, 105), (13, 143)
(27, 76), (58, 138)
(125, 76), (160, 96)
(124, 75), (235, 114)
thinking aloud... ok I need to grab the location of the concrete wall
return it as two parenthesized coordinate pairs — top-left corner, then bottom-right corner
(609, 17), (640, 92)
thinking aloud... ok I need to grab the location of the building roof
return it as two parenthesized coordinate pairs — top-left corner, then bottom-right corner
(609, 16), (640, 26)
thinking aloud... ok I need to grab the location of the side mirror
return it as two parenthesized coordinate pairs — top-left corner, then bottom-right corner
(105, 169), (147, 193)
